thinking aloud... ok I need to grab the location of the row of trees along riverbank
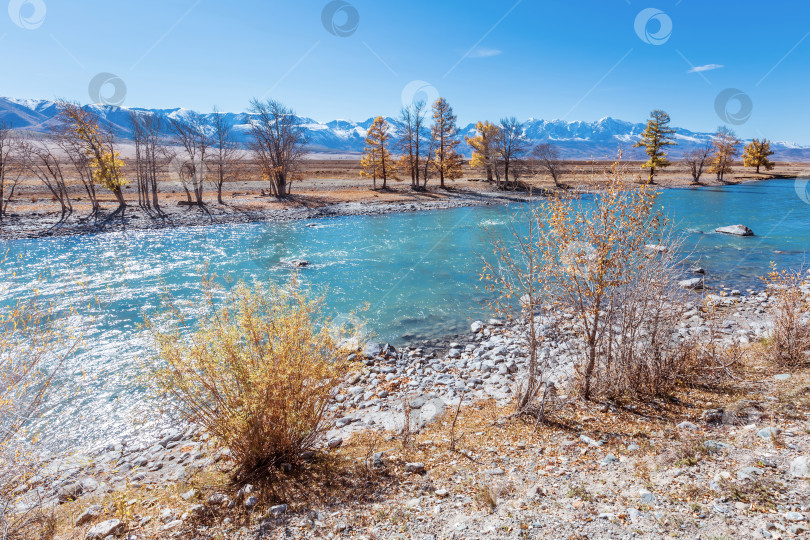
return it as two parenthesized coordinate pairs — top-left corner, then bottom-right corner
(362, 103), (778, 189)
(0, 100), (779, 224)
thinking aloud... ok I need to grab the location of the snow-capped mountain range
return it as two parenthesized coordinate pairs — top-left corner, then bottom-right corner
(2, 97), (808, 160)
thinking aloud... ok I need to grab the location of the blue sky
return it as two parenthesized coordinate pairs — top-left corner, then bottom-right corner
(2, 0), (809, 142)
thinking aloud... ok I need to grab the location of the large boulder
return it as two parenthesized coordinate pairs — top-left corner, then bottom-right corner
(715, 225), (754, 236)
(679, 277), (704, 290)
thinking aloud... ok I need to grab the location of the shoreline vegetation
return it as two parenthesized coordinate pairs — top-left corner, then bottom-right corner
(0, 99), (806, 241)
(2, 168), (810, 539)
(0, 162), (805, 241)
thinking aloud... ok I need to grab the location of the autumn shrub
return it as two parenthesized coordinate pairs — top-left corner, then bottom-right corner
(0, 294), (73, 539)
(675, 297), (743, 385)
(147, 278), (350, 483)
(485, 159), (693, 403)
(764, 268), (810, 366)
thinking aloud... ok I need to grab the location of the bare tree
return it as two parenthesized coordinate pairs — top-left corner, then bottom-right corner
(496, 117), (527, 190)
(131, 111), (151, 211)
(395, 101), (429, 190)
(247, 98), (308, 198)
(143, 113), (165, 213)
(19, 136), (73, 221)
(683, 141), (713, 184)
(53, 130), (98, 219)
(210, 106), (240, 204)
(170, 111), (211, 205)
(422, 137), (435, 189)
(128, 112), (165, 214)
(532, 142), (565, 188)
(0, 121), (22, 221)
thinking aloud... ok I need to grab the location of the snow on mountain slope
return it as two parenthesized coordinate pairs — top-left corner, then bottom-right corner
(2, 97), (807, 160)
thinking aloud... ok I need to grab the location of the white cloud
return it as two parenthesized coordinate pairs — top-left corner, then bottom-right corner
(469, 47), (502, 59)
(688, 63), (724, 73)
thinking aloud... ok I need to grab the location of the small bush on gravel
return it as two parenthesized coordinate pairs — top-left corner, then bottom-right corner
(484, 159), (694, 402)
(764, 268), (810, 366)
(0, 289), (75, 539)
(148, 278), (350, 483)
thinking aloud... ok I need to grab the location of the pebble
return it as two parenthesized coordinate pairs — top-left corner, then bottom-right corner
(405, 462), (426, 474)
(790, 456), (810, 478)
(601, 454), (619, 465)
(208, 493), (229, 505)
(327, 437), (343, 449)
(757, 427), (781, 439)
(639, 489), (658, 505)
(75, 504), (103, 526)
(268, 504), (288, 517)
(85, 519), (124, 540)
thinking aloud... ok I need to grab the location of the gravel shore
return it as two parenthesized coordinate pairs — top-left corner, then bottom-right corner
(26, 285), (810, 539)
(0, 190), (532, 241)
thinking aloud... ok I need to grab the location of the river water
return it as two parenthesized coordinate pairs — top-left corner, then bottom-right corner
(1, 179), (808, 450)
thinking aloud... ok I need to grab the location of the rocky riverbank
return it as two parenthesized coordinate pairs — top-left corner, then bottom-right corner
(0, 189), (533, 241)
(24, 284), (810, 539)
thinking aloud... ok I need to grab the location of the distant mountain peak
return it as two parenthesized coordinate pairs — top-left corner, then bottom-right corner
(1, 96), (807, 160)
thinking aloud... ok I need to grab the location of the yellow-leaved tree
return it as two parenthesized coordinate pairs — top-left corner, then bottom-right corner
(430, 98), (464, 188)
(633, 110), (676, 184)
(483, 157), (695, 404)
(57, 101), (128, 214)
(361, 116), (395, 189)
(465, 121), (501, 182)
(743, 138), (775, 174)
(710, 126), (742, 182)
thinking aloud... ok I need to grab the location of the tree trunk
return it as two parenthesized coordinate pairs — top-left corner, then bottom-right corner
(277, 176), (287, 198)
